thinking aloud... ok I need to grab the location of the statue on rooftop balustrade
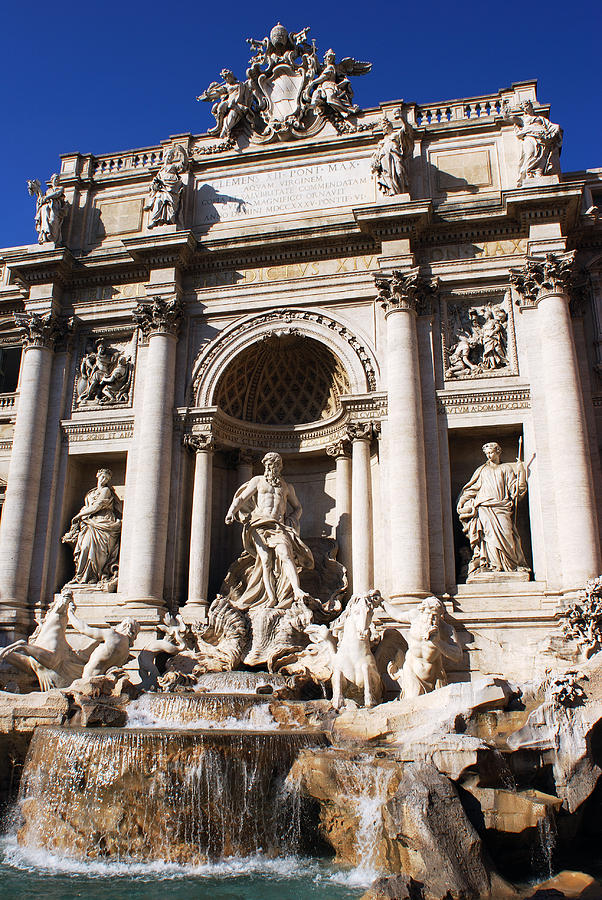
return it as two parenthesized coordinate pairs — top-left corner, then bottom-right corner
(371, 112), (414, 196)
(27, 173), (68, 244)
(503, 99), (562, 185)
(145, 145), (188, 227)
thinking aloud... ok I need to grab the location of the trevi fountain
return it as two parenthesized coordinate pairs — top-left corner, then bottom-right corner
(1, 20), (602, 900)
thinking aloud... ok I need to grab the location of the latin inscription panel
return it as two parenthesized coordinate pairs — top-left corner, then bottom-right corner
(195, 158), (375, 224)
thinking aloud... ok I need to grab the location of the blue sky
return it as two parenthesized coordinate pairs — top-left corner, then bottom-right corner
(1, 0), (599, 249)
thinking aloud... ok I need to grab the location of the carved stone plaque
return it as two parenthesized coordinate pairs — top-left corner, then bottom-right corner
(195, 158), (375, 224)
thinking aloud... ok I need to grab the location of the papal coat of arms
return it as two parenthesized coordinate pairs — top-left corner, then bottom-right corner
(197, 23), (372, 143)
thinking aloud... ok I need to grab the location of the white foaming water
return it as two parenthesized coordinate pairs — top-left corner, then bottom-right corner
(326, 755), (396, 886)
(1, 832), (373, 890)
(125, 695), (278, 731)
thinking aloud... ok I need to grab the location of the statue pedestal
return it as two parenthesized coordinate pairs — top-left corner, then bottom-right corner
(466, 570), (531, 584)
(53, 591), (164, 627)
(177, 600), (209, 626)
(521, 174), (560, 188)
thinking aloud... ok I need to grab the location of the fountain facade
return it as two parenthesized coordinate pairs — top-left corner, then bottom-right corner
(1, 17), (602, 900)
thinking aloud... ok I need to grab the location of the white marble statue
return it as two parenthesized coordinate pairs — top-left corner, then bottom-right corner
(224, 452), (314, 609)
(371, 114), (414, 196)
(27, 174), (68, 244)
(0, 591), (87, 690)
(306, 49), (370, 119)
(457, 441), (529, 579)
(145, 146), (187, 228)
(197, 68), (255, 140)
(387, 597), (462, 698)
(299, 590), (383, 708)
(62, 468), (122, 588)
(330, 589), (383, 708)
(503, 99), (562, 185)
(67, 606), (140, 681)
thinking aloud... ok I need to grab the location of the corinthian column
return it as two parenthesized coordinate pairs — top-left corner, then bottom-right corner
(126, 297), (182, 608)
(326, 439), (352, 583)
(347, 423), (375, 594)
(0, 313), (66, 635)
(511, 252), (601, 589)
(375, 269), (437, 599)
(185, 433), (215, 610)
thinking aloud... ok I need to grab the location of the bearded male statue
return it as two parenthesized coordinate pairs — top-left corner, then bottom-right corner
(224, 452), (314, 610)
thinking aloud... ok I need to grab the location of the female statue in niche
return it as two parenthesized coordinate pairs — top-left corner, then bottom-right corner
(62, 468), (122, 589)
(456, 441), (529, 581)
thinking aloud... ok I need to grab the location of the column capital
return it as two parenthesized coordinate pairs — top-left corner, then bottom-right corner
(375, 267), (439, 316)
(346, 422), (379, 443)
(326, 438), (351, 459)
(183, 432), (215, 453)
(14, 311), (71, 350)
(133, 296), (183, 338)
(510, 251), (576, 309)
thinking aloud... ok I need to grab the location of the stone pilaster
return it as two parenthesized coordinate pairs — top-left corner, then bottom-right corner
(346, 423), (375, 594)
(376, 268), (437, 599)
(184, 432), (215, 610)
(511, 252), (601, 589)
(326, 439), (352, 585)
(237, 449), (254, 487)
(0, 313), (68, 636)
(124, 296), (182, 608)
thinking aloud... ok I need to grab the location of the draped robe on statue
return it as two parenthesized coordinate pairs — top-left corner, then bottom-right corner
(221, 484), (314, 610)
(72, 486), (122, 583)
(457, 461), (527, 572)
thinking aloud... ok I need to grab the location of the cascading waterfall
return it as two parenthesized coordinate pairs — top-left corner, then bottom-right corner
(193, 672), (292, 694)
(336, 757), (397, 878)
(126, 692), (278, 730)
(16, 725), (325, 863)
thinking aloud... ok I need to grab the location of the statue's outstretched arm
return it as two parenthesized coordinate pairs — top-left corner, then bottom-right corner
(67, 607), (106, 642)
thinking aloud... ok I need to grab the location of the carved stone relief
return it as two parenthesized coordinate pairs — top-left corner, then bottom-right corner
(443, 294), (515, 380)
(73, 336), (136, 409)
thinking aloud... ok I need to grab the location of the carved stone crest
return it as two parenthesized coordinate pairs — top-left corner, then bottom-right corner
(198, 23), (371, 144)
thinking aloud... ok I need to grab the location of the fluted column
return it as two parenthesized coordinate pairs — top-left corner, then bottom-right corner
(347, 423), (374, 594)
(0, 313), (65, 634)
(185, 433), (215, 609)
(375, 269), (437, 598)
(511, 253), (601, 588)
(326, 439), (352, 584)
(126, 297), (182, 607)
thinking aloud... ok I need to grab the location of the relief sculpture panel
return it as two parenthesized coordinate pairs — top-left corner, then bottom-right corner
(73, 336), (136, 410)
(442, 294), (516, 381)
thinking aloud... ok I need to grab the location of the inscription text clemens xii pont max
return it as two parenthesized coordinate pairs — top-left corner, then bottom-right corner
(195, 159), (375, 223)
